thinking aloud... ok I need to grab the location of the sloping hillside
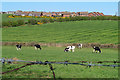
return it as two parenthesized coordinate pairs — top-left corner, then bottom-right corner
(2, 20), (118, 44)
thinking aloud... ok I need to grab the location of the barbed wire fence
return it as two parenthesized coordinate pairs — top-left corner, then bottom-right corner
(1, 58), (120, 80)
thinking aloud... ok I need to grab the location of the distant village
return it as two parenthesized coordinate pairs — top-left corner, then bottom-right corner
(1, 10), (114, 17)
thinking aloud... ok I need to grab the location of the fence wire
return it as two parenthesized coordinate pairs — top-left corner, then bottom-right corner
(1, 58), (120, 79)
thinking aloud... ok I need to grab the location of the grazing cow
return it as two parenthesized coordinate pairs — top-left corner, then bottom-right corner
(64, 46), (75, 52)
(34, 44), (42, 50)
(16, 44), (22, 50)
(78, 44), (82, 49)
(92, 46), (101, 53)
(64, 48), (69, 52)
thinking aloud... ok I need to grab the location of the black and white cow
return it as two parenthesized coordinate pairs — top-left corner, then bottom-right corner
(64, 48), (69, 52)
(92, 46), (101, 53)
(34, 44), (42, 50)
(16, 44), (22, 50)
(64, 46), (75, 52)
(78, 44), (82, 49)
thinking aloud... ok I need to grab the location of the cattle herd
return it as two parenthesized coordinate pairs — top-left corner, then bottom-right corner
(16, 44), (42, 50)
(16, 43), (101, 53)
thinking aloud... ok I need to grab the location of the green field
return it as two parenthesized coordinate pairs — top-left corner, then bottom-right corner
(2, 16), (119, 78)
(2, 46), (118, 78)
(2, 20), (118, 44)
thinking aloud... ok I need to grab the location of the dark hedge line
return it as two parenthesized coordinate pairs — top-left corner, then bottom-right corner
(2, 20), (25, 27)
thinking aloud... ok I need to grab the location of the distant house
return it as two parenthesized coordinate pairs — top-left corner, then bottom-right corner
(16, 10), (22, 13)
(14, 12), (28, 16)
(77, 12), (88, 16)
(93, 12), (98, 16)
(88, 13), (94, 16)
(7, 11), (16, 14)
(55, 12), (66, 17)
(14, 12), (22, 16)
(0, 12), (7, 14)
(12, 10), (106, 18)
(28, 12), (42, 16)
(63, 13), (71, 17)
(14, 11), (43, 17)
(58, 13), (63, 16)
(88, 12), (104, 17)
(28, 13), (33, 16)
(42, 12), (52, 17)
(100, 12), (104, 16)
(71, 12), (77, 17)
(21, 13), (27, 16)
(51, 12), (57, 17)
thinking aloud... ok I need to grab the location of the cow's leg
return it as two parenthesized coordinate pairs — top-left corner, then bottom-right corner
(98, 50), (101, 53)
(40, 47), (42, 50)
(40, 47), (41, 50)
(16, 47), (18, 50)
(79, 46), (81, 49)
(35, 47), (37, 50)
(68, 49), (70, 52)
(97, 50), (99, 53)
(71, 49), (72, 52)
(71, 49), (74, 52)
(72, 49), (74, 52)
(96, 50), (98, 53)
(92, 49), (95, 53)
(79, 47), (81, 49)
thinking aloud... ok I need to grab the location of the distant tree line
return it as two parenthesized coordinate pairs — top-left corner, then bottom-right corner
(2, 16), (120, 28)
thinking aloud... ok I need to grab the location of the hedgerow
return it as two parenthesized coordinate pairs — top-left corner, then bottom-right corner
(2, 15), (120, 28)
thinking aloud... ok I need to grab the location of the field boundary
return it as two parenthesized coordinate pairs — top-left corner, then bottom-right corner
(1, 58), (120, 79)
(1, 42), (119, 48)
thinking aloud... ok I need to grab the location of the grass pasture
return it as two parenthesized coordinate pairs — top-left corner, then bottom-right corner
(2, 20), (118, 44)
(2, 46), (118, 78)
(2, 17), (119, 78)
